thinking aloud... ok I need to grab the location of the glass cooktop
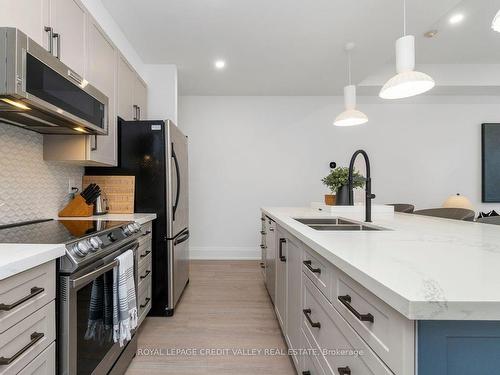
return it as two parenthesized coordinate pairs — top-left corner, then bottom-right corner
(0, 219), (130, 244)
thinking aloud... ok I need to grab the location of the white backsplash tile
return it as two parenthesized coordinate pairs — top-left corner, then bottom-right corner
(0, 123), (84, 225)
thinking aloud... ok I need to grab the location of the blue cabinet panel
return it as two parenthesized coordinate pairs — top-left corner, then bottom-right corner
(418, 321), (500, 375)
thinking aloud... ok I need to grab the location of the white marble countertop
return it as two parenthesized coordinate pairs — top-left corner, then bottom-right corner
(0, 213), (156, 281)
(262, 206), (500, 320)
(57, 213), (157, 225)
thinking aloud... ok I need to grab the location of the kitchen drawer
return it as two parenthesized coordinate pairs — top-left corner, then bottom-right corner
(302, 248), (332, 301)
(0, 261), (55, 334)
(137, 234), (152, 260)
(137, 273), (151, 326)
(0, 301), (55, 375)
(331, 268), (414, 374)
(137, 252), (152, 290)
(17, 342), (55, 375)
(302, 275), (393, 375)
(301, 327), (326, 375)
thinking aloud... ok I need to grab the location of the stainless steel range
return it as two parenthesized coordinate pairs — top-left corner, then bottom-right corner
(0, 219), (143, 374)
(58, 220), (142, 375)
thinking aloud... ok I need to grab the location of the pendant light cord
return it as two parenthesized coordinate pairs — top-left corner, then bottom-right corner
(347, 50), (352, 85)
(403, 0), (407, 36)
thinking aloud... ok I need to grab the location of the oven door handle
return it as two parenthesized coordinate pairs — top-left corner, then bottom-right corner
(72, 260), (119, 289)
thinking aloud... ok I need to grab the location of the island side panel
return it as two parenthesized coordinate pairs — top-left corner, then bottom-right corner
(418, 320), (500, 374)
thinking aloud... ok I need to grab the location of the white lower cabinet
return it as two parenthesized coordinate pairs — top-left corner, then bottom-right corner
(286, 236), (303, 367)
(17, 342), (55, 375)
(270, 222), (415, 375)
(275, 229), (287, 331)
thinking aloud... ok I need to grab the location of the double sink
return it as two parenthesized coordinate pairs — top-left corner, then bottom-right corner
(294, 217), (387, 231)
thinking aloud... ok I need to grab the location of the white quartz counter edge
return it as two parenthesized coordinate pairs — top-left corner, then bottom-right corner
(0, 244), (65, 280)
(55, 213), (157, 225)
(262, 207), (500, 321)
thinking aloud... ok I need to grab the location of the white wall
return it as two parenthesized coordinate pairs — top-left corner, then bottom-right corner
(179, 95), (500, 260)
(143, 65), (178, 123)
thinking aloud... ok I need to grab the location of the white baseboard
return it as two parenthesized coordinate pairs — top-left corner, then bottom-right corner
(189, 246), (261, 260)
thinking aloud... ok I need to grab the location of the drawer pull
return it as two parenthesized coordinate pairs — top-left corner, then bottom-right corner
(303, 260), (321, 274)
(140, 250), (152, 258)
(140, 298), (151, 309)
(0, 331), (44, 365)
(303, 308), (321, 329)
(279, 238), (287, 262)
(302, 372), (311, 375)
(338, 367), (351, 375)
(0, 287), (44, 311)
(140, 270), (151, 280)
(338, 295), (374, 323)
(260, 231), (266, 235)
(142, 230), (151, 236)
(260, 244), (267, 249)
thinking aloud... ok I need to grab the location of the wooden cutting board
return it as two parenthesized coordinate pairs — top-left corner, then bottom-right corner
(82, 175), (135, 214)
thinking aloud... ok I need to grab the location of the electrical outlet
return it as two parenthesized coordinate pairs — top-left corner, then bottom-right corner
(68, 178), (76, 194)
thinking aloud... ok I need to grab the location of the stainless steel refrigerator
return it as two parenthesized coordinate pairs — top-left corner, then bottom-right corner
(86, 119), (189, 316)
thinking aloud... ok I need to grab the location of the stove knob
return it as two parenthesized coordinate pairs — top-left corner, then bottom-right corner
(133, 223), (141, 232)
(71, 243), (85, 257)
(123, 225), (133, 236)
(89, 236), (102, 251)
(77, 240), (91, 256)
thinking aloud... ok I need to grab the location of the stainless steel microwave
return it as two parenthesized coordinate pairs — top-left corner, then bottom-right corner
(0, 28), (108, 135)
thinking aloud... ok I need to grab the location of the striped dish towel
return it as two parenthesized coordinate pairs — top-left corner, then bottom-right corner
(113, 249), (138, 347)
(84, 273), (113, 343)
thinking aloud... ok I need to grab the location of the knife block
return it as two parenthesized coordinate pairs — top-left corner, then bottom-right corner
(58, 195), (93, 217)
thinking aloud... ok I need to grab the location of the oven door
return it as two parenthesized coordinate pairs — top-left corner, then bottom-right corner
(59, 241), (139, 375)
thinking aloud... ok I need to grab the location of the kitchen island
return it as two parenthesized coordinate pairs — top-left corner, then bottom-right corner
(261, 206), (500, 375)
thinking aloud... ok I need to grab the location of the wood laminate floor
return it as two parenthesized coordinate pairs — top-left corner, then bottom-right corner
(126, 260), (296, 374)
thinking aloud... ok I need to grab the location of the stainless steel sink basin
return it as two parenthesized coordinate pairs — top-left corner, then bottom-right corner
(293, 218), (387, 231)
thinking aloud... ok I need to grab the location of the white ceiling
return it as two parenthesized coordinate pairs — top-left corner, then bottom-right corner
(102, 0), (499, 95)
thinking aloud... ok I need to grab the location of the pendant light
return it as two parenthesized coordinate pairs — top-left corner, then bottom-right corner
(334, 43), (368, 127)
(379, 0), (435, 99)
(492, 10), (500, 32)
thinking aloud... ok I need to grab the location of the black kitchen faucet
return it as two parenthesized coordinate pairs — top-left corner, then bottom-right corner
(348, 150), (376, 222)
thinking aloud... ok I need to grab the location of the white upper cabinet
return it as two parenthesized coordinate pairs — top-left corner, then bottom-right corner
(117, 55), (136, 121)
(0, 0), (50, 49)
(50, 0), (86, 76)
(134, 77), (148, 120)
(86, 17), (117, 166)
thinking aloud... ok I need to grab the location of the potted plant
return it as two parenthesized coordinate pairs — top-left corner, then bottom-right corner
(321, 167), (365, 205)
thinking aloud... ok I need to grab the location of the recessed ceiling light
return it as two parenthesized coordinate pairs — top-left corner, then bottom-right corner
(214, 60), (226, 70)
(424, 29), (438, 38)
(449, 13), (464, 25)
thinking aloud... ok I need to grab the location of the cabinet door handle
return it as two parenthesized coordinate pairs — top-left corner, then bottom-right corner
(338, 295), (374, 323)
(269, 227), (274, 232)
(140, 270), (151, 280)
(0, 332), (44, 365)
(138, 106), (141, 120)
(303, 260), (321, 274)
(0, 287), (44, 311)
(52, 32), (61, 59)
(338, 367), (351, 375)
(279, 238), (286, 262)
(140, 250), (151, 258)
(44, 26), (53, 54)
(140, 298), (151, 309)
(260, 244), (266, 249)
(303, 308), (321, 329)
(142, 230), (151, 236)
(90, 135), (98, 151)
(260, 231), (266, 235)
(302, 372), (311, 375)
(133, 105), (139, 120)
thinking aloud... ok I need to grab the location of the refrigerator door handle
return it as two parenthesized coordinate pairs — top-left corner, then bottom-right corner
(171, 143), (181, 221)
(173, 229), (190, 246)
